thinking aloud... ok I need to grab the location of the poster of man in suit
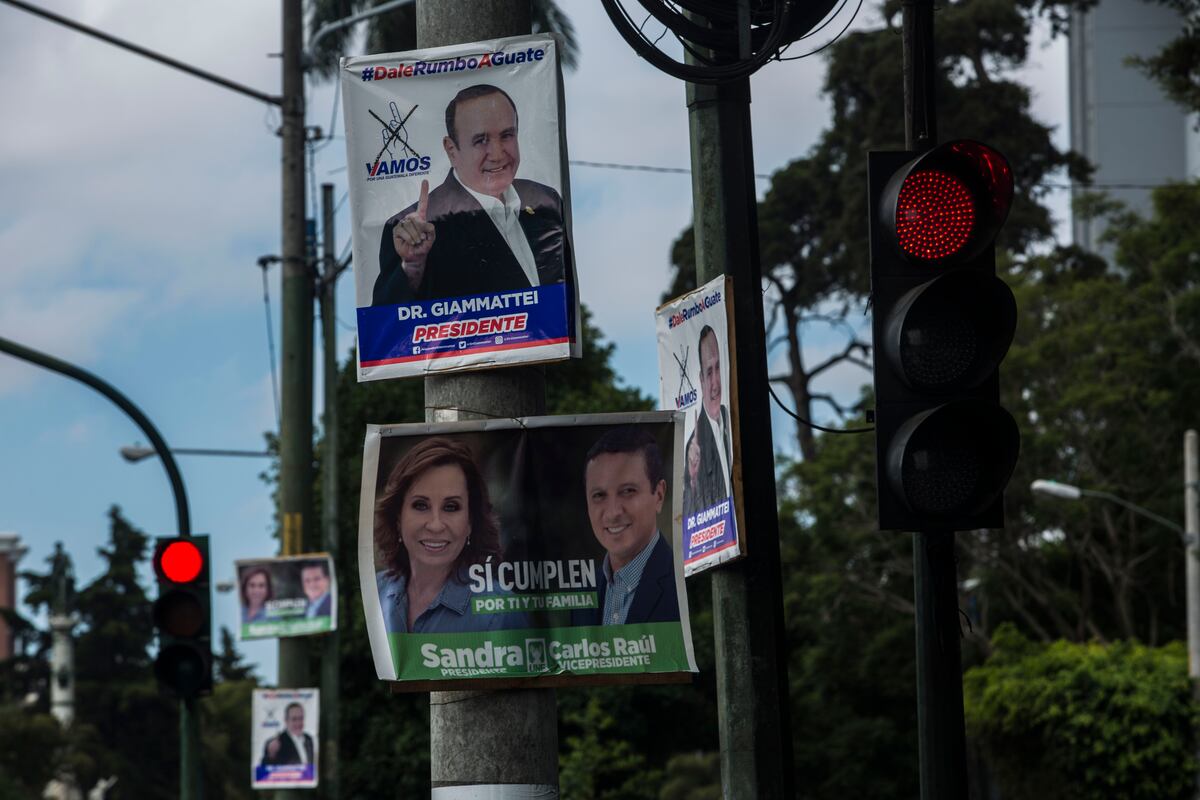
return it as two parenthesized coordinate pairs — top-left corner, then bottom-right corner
(655, 275), (745, 576)
(252, 689), (319, 790)
(341, 33), (580, 381)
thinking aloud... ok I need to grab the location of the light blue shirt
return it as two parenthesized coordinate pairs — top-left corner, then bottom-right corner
(377, 569), (529, 634)
(601, 531), (661, 626)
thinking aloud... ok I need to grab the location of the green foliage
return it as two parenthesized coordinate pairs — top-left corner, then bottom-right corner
(1128, 0), (1200, 114)
(964, 624), (1198, 799)
(200, 678), (258, 800)
(559, 694), (661, 800)
(0, 708), (68, 798)
(659, 751), (721, 800)
(779, 409), (922, 799)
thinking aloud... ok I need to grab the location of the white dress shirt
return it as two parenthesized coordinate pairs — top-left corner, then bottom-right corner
(456, 173), (540, 288)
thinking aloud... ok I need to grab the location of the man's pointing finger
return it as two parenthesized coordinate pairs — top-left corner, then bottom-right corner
(417, 179), (429, 220)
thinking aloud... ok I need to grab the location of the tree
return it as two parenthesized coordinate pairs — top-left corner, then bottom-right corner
(1129, 0), (1200, 114)
(69, 508), (178, 799)
(305, 0), (579, 81)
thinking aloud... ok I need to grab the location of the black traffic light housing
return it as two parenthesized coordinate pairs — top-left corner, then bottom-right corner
(869, 141), (1020, 531)
(152, 535), (212, 698)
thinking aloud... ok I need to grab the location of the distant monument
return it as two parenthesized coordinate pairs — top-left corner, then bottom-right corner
(48, 542), (77, 728)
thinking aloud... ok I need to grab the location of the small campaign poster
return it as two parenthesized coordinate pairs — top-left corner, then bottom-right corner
(655, 275), (744, 576)
(235, 554), (337, 641)
(358, 412), (698, 689)
(252, 688), (319, 790)
(340, 33), (580, 381)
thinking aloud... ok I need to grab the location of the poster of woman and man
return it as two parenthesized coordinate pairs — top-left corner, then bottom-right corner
(236, 554), (337, 640)
(357, 412), (699, 687)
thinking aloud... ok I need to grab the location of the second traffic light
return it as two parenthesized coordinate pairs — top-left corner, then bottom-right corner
(152, 535), (212, 699)
(869, 140), (1020, 532)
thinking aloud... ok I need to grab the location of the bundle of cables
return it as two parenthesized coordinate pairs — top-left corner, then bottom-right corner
(599, 0), (847, 83)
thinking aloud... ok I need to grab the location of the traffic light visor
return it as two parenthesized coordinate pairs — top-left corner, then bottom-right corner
(886, 400), (1019, 519)
(882, 140), (1013, 265)
(157, 540), (202, 583)
(883, 270), (1017, 393)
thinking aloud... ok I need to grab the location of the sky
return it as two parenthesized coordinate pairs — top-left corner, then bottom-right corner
(0, 0), (1070, 683)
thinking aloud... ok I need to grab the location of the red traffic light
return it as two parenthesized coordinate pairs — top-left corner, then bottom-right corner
(896, 170), (976, 260)
(158, 540), (203, 583)
(881, 140), (1014, 267)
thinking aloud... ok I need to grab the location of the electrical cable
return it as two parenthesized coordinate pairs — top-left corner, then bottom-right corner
(260, 267), (282, 432)
(599, 0), (794, 83)
(778, 0), (863, 60)
(767, 381), (873, 434)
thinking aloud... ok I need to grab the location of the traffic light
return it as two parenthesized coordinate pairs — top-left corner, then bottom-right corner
(869, 140), (1021, 531)
(152, 535), (212, 698)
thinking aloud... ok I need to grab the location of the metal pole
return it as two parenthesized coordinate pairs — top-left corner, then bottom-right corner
(277, 1), (313, 798)
(0, 334), (202, 798)
(901, 0), (969, 796)
(320, 183), (341, 800)
(415, 2), (559, 797)
(1185, 430), (1199, 799)
(901, 0), (937, 152)
(684, 4), (794, 796)
(912, 531), (968, 799)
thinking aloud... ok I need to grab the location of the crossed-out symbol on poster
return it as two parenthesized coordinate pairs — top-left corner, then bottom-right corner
(368, 101), (420, 173)
(673, 344), (695, 401)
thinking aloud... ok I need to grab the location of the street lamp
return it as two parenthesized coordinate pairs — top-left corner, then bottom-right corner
(119, 444), (272, 464)
(1030, 479), (1187, 540)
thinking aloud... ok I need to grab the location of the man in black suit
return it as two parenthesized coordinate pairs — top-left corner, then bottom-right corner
(685, 324), (732, 519)
(260, 702), (315, 767)
(374, 84), (569, 305)
(573, 427), (680, 627)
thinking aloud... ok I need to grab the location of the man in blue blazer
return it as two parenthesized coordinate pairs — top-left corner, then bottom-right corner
(573, 427), (680, 626)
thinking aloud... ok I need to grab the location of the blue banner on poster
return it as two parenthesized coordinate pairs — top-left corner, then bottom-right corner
(255, 764), (316, 785)
(357, 283), (570, 367)
(682, 498), (737, 566)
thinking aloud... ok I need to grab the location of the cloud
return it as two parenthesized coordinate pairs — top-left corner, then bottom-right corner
(0, 286), (144, 396)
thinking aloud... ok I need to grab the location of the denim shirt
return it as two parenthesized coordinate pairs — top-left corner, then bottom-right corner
(377, 569), (529, 634)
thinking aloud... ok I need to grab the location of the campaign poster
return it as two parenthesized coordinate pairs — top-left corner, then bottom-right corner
(235, 554), (337, 641)
(251, 688), (319, 790)
(340, 33), (581, 381)
(357, 412), (698, 689)
(655, 276), (745, 576)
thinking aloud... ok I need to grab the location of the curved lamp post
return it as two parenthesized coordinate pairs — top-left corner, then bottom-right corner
(1030, 479), (1188, 541)
(120, 445), (271, 463)
(0, 335), (190, 535)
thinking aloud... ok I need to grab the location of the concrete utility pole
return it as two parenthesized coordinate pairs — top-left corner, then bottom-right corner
(320, 183), (341, 800)
(684, 13), (795, 800)
(415, 3), (559, 797)
(276, 1), (313, 798)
